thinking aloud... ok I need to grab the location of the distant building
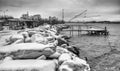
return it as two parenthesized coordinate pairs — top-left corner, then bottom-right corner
(49, 16), (58, 24)
(0, 15), (14, 20)
(0, 20), (4, 30)
(31, 14), (41, 21)
(21, 12), (29, 19)
(8, 18), (38, 30)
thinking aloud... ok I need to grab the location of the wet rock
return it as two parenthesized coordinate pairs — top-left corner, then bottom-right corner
(66, 46), (80, 57)
(57, 38), (69, 46)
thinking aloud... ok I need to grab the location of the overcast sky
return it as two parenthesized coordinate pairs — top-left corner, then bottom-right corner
(0, 0), (120, 21)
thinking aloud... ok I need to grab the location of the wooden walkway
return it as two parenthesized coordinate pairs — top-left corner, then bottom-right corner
(62, 25), (109, 36)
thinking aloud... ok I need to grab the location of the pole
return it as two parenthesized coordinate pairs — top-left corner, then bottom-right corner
(62, 9), (64, 23)
(0, 10), (2, 16)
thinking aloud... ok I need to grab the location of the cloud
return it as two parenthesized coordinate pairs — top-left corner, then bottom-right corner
(92, 0), (120, 6)
(0, 0), (120, 21)
(0, 0), (25, 8)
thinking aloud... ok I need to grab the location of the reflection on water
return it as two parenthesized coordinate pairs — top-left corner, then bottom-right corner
(62, 23), (120, 47)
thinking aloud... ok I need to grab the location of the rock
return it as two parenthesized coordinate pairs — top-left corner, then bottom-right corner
(36, 55), (46, 60)
(31, 34), (48, 44)
(57, 38), (69, 46)
(59, 57), (90, 71)
(49, 52), (61, 59)
(3, 56), (13, 61)
(27, 30), (37, 37)
(24, 37), (31, 43)
(0, 60), (58, 71)
(0, 53), (6, 60)
(61, 35), (71, 40)
(0, 42), (56, 53)
(6, 34), (24, 45)
(58, 53), (72, 63)
(61, 44), (68, 48)
(56, 46), (70, 54)
(12, 48), (54, 59)
(66, 46), (80, 57)
(18, 31), (29, 38)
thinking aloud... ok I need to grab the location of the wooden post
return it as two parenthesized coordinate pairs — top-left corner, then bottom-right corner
(78, 25), (79, 36)
(72, 26), (73, 36)
(78, 25), (81, 36)
(70, 26), (71, 36)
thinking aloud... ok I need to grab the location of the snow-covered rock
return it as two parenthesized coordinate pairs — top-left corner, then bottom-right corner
(58, 53), (72, 63)
(0, 42), (56, 53)
(0, 60), (58, 71)
(59, 56), (90, 71)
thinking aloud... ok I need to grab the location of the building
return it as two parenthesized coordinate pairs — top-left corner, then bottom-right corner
(8, 18), (38, 30)
(31, 14), (41, 21)
(0, 20), (4, 30)
(21, 12), (29, 19)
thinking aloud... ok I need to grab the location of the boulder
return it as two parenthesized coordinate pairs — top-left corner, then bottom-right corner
(66, 46), (80, 57)
(0, 42), (56, 53)
(31, 34), (48, 44)
(57, 38), (69, 46)
(49, 52), (61, 59)
(3, 56), (13, 61)
(56, 46), (70, 54)
(27, 30), (37, 37)
(0, 60), (58, 71)
(58, 53), (72, 63)
(13, 50), (54, 59)
(59, 57), (90, 71)
(36, 55), (46, 60)
(10, 48), (54, 59)
(6, 34), (24, 45)
(61, 44), (68, 48)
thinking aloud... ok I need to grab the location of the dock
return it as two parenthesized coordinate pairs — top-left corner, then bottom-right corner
(62, 25), (109, 36)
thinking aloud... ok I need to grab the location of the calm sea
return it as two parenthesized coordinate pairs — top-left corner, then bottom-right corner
(62, 23), (120, 47)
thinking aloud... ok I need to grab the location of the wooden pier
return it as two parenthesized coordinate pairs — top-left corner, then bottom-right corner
(62, 25), (109, 36)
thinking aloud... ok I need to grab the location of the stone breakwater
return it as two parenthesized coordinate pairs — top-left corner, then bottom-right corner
(0, 24), (90, 71)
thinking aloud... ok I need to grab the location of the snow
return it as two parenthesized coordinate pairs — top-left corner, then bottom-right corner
(0, 60), (57, 71)
(0, 43), (55, 53)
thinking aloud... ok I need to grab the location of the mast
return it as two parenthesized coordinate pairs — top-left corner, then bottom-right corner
(62, 9), (64, 22)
